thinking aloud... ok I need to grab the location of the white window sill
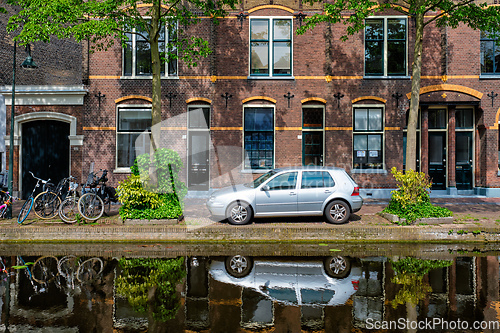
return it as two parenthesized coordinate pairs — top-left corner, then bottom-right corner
(351, 169), (388, 174)
(480, 74), (500, 80)
(114, 167), (132, 174)
(363, 76), (410, 80)
(120, 76), (179, 80)
(240, 169), (272, 174)
(247, 76), (295, 80)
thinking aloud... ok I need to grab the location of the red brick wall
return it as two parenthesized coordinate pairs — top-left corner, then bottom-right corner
(81, 2), (500, 191)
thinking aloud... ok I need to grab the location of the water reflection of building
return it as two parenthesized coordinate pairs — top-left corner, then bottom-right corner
(183, 256), (500, 332)
(1, 255), (499, 332)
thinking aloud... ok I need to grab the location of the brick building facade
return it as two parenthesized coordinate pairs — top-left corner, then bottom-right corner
(2, 0), (500, 197)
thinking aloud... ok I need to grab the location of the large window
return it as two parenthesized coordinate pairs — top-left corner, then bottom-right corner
(117, 107), (152, 168)
(250, 18), (292, 77)
(353, 107), (384, 169)
(244, 107), (274, 169)
(124, 22), (177, 77)
(480, 31), (500, 75)
(365, 18), (407, 76)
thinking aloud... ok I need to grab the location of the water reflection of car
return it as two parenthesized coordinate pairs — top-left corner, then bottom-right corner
(206, 167), (363, 225)
(209, 255), (361, 307)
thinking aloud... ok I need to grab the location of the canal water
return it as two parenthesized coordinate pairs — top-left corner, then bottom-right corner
(0, 243), (499, 332)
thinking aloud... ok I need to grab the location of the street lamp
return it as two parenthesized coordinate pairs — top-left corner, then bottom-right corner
(7, 41), (38, 218)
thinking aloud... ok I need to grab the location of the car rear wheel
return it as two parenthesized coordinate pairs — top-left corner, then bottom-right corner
(324, 256), (351, 278)
(324, 200), (351, 224)
(225, 255), (253, 278)
(226, 201), (253, 225)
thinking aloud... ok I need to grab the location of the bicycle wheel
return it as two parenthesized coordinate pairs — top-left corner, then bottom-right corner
(77, 257), (104, 283)
(34, 191), (61, 219)
(0, 205), (7, 218)
(31, 256), (59, 284)
(17, 198), (34, 224)
(78, 193), (104, 221)
(59, 196), (79, 224)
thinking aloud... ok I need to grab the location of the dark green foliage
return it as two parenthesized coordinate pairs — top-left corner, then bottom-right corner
(383, 200), (452, 225)
(391, 257), (453, 277)
(119, 194), (183, 220)
(118, 148), (186, 220)
(116, 257), (186, 322)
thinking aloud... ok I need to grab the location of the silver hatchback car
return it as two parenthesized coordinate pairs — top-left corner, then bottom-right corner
(207, 166), (363, 225)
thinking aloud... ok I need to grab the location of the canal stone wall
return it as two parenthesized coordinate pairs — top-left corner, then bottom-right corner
(1, 224), (500, 244)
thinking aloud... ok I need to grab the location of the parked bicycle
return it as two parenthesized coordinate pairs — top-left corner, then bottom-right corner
(18, 172), (53, 225)
(0, 190), (17, 218)
(33, 175), (76, 220)
(58, 177), (80, 224)
(78, 169), (117, 221)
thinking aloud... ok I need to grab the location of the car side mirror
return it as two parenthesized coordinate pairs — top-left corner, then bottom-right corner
(261, 185), (270, 191)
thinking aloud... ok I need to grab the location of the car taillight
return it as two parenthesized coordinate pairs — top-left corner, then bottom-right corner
(351, 187), (360, 196)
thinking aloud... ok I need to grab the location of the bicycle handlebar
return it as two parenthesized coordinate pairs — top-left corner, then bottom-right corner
(29, 171), (50, 184)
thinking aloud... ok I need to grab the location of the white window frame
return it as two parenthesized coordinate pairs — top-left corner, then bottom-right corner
(248, 16), (294, 79)
(352, 104), (386, 172)
(115, 104), (152, 172)
(242, 104), (276, 171)
(364, 16), (408, 78)
(122, 21), (178, 78)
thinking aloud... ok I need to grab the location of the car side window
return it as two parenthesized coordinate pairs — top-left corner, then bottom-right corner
(265, 172), (298, 190)
(301, 171), (335, 189)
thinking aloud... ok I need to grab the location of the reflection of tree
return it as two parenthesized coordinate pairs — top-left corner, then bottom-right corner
(390, 257), (452, 308)
(116, 257), (186, 324)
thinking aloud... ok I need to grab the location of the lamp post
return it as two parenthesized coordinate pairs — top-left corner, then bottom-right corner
(7, 41), (37, 218)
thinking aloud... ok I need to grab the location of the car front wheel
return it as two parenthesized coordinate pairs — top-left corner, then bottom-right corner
(325, 200), (351, 224)
(226, 201), (253, 225)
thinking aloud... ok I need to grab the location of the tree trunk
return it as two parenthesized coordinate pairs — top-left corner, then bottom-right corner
(406, 7), (425, 172)
(149, 2), (162, 188)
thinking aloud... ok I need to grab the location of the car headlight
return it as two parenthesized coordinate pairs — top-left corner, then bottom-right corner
(208, 195), (216, 203)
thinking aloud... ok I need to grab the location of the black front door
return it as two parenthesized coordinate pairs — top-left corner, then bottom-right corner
(188, 131), (210, 190)
(456, 132), (473, 190)
(428, 132), (446, 190)
(22, 121), (70, 198)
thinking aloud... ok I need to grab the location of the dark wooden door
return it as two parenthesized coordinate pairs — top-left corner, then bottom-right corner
(456, 132), (473, 190)
(22, 121), (70, 198)
(428, 132), (447, 190)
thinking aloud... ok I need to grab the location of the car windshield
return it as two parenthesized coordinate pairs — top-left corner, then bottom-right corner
(245, 170), (277, 188)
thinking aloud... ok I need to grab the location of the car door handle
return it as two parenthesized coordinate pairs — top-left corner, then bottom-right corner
(289, 192), (297, 196)
(324, 189), (332, 193)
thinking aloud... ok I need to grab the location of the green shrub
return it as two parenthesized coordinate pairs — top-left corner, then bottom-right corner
(384, 200), (452, 225)
(383, 167), (452, 225)
(389, 167), (431, 207)
(134, 148), (187, 197)
(117, 148), (186, 220)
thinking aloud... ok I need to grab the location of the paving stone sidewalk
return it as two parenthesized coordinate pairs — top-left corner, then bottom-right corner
(0, 197), (499, 243)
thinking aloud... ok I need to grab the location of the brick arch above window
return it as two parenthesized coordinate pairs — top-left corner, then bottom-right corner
(405, 84), (483, 100)
(115, 95), (152, 104)
(492, 107), (500, 130)
(247, 4), (294, 13)
(186, 97), (212, 104)
(242, 96), (277, 104)
(351, 96), (387, 104)
(301, 97), (327, 104)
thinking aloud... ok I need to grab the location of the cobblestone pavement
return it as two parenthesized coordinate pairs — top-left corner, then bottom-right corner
(1, 196), (499, 228)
